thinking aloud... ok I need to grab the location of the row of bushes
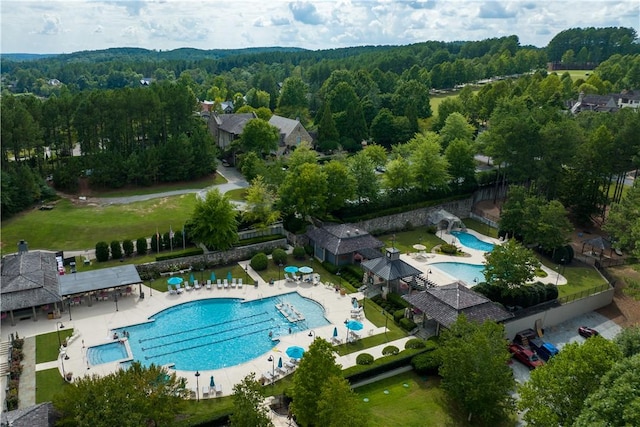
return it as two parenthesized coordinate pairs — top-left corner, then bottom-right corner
(93, 231), (193, 262)
(5, 337), (25, 411)
(249, 246), (306, 271)
(473, 281), (559, 309)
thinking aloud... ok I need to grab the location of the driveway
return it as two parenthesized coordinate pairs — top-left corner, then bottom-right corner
(510, 311), (621, 384)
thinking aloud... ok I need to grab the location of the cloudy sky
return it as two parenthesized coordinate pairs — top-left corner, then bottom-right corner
(1, 0), (638, 54)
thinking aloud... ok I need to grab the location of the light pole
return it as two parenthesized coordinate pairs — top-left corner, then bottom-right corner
(278, 262), (283, 282)
(195, 371), (201, 402)
(426, 269), (432, 283)
(267, 355), (275, 380)
(56, 321), (65, 349)
(60, 351), (67, 381)
(114, 292), (119, 312)
(150, 279), (153, 297)
(336, 270), (342, 290)
(245, 264), (249, 284)
(68, 299), (72, 321)
(308, 330), (316, 340)
(382, 310), (389, 337)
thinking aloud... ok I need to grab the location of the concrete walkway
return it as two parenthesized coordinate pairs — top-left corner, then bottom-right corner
(18, 337), (36, 408)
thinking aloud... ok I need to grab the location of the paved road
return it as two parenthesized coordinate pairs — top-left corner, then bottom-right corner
(93, 164), (249, 206)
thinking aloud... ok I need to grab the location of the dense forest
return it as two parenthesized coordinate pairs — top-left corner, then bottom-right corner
(1, 26), (639, 226)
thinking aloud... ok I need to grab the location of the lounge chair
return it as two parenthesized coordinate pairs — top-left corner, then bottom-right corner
(202, 386), (209, 398)
(217, 279), (223, 289)
(285, 273), (293, 282)
(184, 282), (193, 291)
(193, 280), (201, 290)
(284, 360), (296, 370)
(262, 371), (275, 384)
(215, 383), (223, 395)
(276, 365), (288, 375)
(168, 286), (176, 295)
(205, 280), (212, 290)
(231, 278), (237, 288)
(223, 279), (229, 289)
(237, 278), (243, 288)
(175, 285), (184, 294)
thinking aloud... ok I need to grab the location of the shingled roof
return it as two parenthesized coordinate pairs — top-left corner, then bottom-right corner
(1, 252), (62, 311)
(403, 282), (513, 328)
(214, 113), (257, 135)
(0, 402), (57, 427)
(306, 224), (383, 256)
(361, 254), (422, 281)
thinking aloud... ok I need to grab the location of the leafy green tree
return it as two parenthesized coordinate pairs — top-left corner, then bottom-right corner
(287, 141), (318, 171)
(290, 338), (342, 427)
(483, 239), (541, 291)
(518, 337), (622, 426)
(382, 157), (413, 193)
(136, 237), (148, 256)
(316, 375), (369, 427)
(604, 181), (640, 258)
(239, 151), (267, 182)
(53, 362), (188, 427)
(240, 119), (280, 157)
(349, 151), (379, 202)
(244, 176), (280, 230)
(444, 138), (476, 188)
(408, 132), (450, 192)
(95, 241), (109, 262)
(439, 112), (475, 150)
(316, 102), (339, 152)
(324, 160), (356, 212)
(432, 96), (465, 132)
(369, 108), (398, 147)
(190, 189), (238, 250)
(532, 200), (573, 252)
(574, 353), (640, 427)
(438, 315), (515, 424)
(109, 241), (122, 260)
(122, 239), (134, 257)
(230, 373), (273, 427)
(361, 143), (388, 168)
(276, 76), (309, 120)
(614, 325), (640, 357)
(278, 163), (328, 218)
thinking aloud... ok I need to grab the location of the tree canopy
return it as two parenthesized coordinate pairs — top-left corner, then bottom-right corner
(189, 189), (238, 250)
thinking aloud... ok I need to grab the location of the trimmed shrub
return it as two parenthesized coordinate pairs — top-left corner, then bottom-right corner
(122, 239), (134, 257)
(136, 237), (148, 255)
(12, 338), (24, 350)
(11, 348), (24, 362)
(393, 309), (405, 323)
(387, 293), (410, 309)
(411, 351), (441, 375)
(95, 241), (109, 262)
(110, 240), (123, 259)
(292, 246), (306, 260)
(545, 283), (559, 300)
(150, 234), (160, 253)
(399, 317), (417, 331)
(251, 253), (269, 271)
(405, 338), (426, 349)
(155, 248), (204, 261)
(440, 243), (458, 254)
(356, 353), (374, 365)
(272, 248), (288, 266)
(382, 345), (399, 356)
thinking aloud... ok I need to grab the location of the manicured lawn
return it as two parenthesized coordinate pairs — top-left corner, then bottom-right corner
(376, 227), (442, 254)
(88, 174), (226, 198)
(36, 329), (74, 364)
(224, 188), (247, 201)
(35, 368), (70, 403)
(353, 371), (463, 427)
(1, 194), (197, 255)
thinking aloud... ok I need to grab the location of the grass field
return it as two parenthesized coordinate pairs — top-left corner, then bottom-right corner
(87, 174), (226, 198)
(0, 194), (197, 255)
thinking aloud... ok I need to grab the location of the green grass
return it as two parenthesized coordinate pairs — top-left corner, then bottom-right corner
(224, 188), (247, 201)
(35, 368), (70, 403)
(353, 371), (462, 427)
(36, 329), (74, 364)
(560, 69), (592, 81)
(376, 227), (442, 255)
(1, 194), (197, 255)
(462, 217), (498, 238)
(88, 174), (226, 198)
(537, 257), (607, 298)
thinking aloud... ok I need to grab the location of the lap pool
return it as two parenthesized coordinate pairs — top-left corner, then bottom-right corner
(430, 262), (485, 287)
(89, 292), (329, 371)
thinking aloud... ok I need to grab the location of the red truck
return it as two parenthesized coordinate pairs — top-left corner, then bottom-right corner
(508, 343), (545, 370)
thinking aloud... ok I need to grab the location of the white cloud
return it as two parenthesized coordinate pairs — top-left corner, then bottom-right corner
(36, 13), (64, 35)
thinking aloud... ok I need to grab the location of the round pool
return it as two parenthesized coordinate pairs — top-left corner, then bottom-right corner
(112, 292), (328, 371)
(430, 262), (485, 286)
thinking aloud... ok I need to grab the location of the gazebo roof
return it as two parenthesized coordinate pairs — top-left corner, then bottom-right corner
(361, 254), (422, 281)
(403, 282), (513, 328)
(1, 252), (61, 311)
(306, 224), (383, 256)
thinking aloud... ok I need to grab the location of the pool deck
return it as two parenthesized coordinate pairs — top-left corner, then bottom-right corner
(3, 261), (394, 402)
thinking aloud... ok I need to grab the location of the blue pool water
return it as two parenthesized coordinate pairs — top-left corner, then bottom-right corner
(113, 292), (328, 371)
(87, 342), (130, 366)
(451, 231), (495, 252)
(430, 262), (485, 286)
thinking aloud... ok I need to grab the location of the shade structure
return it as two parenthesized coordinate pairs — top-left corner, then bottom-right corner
(284, 266), (299, 274)
(278, 357), (283, 369)
(413, 244), (426, 251)
(167, 277), (183, 286)
(345, 320), (364, 331)
(210, 376), (215, 387)
(299, 266), (313, 274)
(227, 271), (233, 281)
(286, 346), (305, 359)
(210, 272), (216, 282)
(333, 326), (338, 337)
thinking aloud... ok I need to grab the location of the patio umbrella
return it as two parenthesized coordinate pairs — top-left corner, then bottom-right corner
(333, 327), (338, 337)
(284, 266), (299, 274)
(299, 266), (313, 274)
(210, 376), (215, 388)
(286, 346), (305, 359)
(413, 244), (426, 251)
(278, 357), (283, 369)
(189, 273), (195, 283)
(227, 271), (233, 281)
(345, 320), (364, 331)
(210, 272), (216, 282)
(167, 277), (183, 286)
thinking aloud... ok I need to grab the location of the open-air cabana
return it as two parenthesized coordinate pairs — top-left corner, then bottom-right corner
(427, 209), (465, 233)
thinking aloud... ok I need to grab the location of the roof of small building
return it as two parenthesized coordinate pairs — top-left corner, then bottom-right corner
(1, 252), (62, 311)
(361, 253), (423, 281)
(307, 224), (384, 256)
(58, 264), (141, 296)
(214, 113), (257, 135)
(268, 115), (300, 136)
(1, 402), (56, 427)
(403, 282), (513, 328)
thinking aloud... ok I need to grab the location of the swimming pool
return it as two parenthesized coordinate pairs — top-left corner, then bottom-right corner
(451, 231), (495, 252)
(87, 342), (130, 366)
(112, 292), (328, 371)
(430, 262), (485, 286)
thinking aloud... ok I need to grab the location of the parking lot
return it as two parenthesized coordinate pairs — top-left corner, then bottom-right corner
(510, 311), (622, 384)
